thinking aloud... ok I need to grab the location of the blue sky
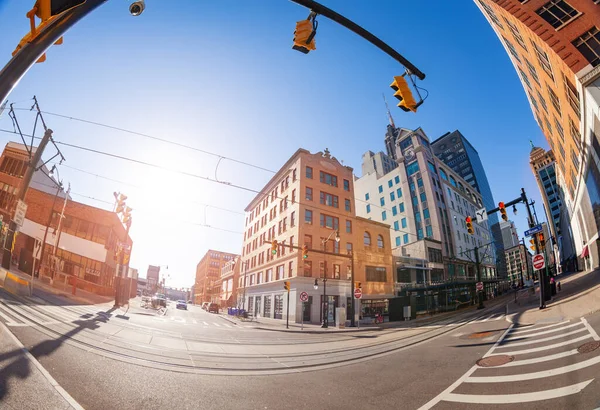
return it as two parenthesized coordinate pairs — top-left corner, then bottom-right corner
(0, 0), (548, 288)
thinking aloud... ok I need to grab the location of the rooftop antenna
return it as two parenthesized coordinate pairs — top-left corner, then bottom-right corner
(383, 93), (396, 128)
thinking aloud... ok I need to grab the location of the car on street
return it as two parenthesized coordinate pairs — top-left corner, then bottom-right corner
(208, 303), (219, 313)
(152, 293), (167, 308)
(176, 300), (187, 310)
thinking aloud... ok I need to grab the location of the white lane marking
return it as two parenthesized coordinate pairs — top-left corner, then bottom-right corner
(509, 320), (570, 335)
(499, 334), (592, 356)
(0, 321), (85, 409)
(213, 323), (220, 327)
(468, 352), (600, 383)
(483, 324), (516, 359)
(0, 304), (35, 326)
(504, 322), (583, 340)
(39, 306), (80, 323)
(497, 328), (587, 348)
(192, 319), (197, 324)
(499, 349), (579, 367)
(443, 380), (594, 404)
(418, 324), (514, 410)
(0, 307), (27, 326)
(581, 317), (600, 341)
(480, 315), (493, 323)
(203, 321), (208, 326)
(222, 323), (231, 328)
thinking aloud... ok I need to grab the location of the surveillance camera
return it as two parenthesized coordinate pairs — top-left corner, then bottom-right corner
(129, 0), (145, 16)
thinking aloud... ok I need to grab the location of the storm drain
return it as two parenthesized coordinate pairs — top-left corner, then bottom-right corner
(578, 341), (600, 354)
(476, 355), (514, 367)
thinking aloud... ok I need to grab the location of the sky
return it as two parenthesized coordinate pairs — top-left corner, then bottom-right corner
(0, 0), (549, 288)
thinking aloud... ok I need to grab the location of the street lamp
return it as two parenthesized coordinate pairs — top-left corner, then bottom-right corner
(512, 205), (518, 215)
(320, 230), (340, 329)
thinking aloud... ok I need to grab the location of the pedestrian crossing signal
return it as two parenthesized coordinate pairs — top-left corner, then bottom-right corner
(284, 281), (290, 292)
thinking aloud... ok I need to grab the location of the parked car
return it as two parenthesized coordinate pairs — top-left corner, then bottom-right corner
(208, 303), (219, 313)
(176, 300), (187, 310)
(152, 293), (167, 308)
(201, 302), (210, 310)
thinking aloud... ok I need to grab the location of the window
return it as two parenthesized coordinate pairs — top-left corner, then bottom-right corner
(276, 264), (284, 280)
(397, 188), (402, 198)
(306, 166), (313, 179)
(394, 176), (400, 184)
(426, 225), (433, 238)
(393, 221), (399, 231)
(555, 117), (565, 141)
(320, 171), (338, 187)
(291, 211), (296, 227)
(403, 234), (409, 244)
(526, 59), (540, 85)
(427, 161), (437, 175)
(532, 41), (554, 80)
(292, 168), (297, 181)
(573, 27), (600, 67)
(449, 176), (457, 187)
(377, 235), (384, 248)
(306, 187), (313, 201)
(478, 0), (503, 27)
(536, 0), (579, 29)
(547, 85), (561, 114)
(333, 264), (340, 279)
(366, 204), (371, 214)
(502, 36), (521, 62)
(503, 16), (527, 49)
(304, 234), (312, 249)
(390, 191), (395, 201)
(345, 199), (351, 212)
(563, 74), (580, 117)
(420, 192), (427, 202)
(305, 209), (313, 224)
(320, 191), (338, 208)
(399, 202), (405, 213)
(288, 261), (293, 278)
(536, 90), (548, 113)
(544, 116), (553, 135)
(519, 68), (532, 91)
(343, 179), (350, 191)
(388, 179), (393, 188)
(569, 117), (582, 150)
(366, 266), (386, 282)
(558, 143), (566, 160)
(406, 162), (420, 176)
(333, 241), (340, 254)
(417, 178), (423, 188)
(319, 213), (339, 230)
(395, 236), (401, 246)
(346, 220), (352, 233)
(439, 168), (448, 181)
(392, 206), (398, 216)
(364, 232), (371, 246)
(365, 193), (370, 200)
(571, 148), (580, 170)
(423, 208), (430, 219)
(346, 242), (353, 255)
(380, 197), (385, 206)
(401, 218), (407, 228)
(378, 185), (383, 193)
(382, 211), (387, 221)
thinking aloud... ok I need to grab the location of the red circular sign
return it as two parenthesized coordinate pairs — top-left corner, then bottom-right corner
(354, 288), (362, 299)
(533, 254), (545, 270)
(476, 282), (483, 291)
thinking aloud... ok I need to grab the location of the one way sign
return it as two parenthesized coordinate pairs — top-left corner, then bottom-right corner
(475, 207), (488, 224)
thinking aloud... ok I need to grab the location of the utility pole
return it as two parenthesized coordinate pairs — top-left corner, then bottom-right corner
(2, 128), (53, 269)
(522, 188), (546, 309)
(521, 237), (529, 282)
(51, 183), (70, 284)
(37, 182), (62, 278)
(475, 246), (484, 310)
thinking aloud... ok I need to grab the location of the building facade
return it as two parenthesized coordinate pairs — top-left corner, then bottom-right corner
(146, 265), (160, 293)
(504, 244), (533, 284)
(238, 148), (393, 325)
(355, 126), (496, 282)
(474, 0), (600, 272)
(500, 220), (520, 249)
(431, 130), (504, 278)
(220, 256), (240, 308)
(194, 250), (237, 304)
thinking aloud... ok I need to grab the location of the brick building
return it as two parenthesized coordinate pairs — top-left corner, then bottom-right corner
(238, 148), (393, 325)
(219, 256), (241, 308)
(474, 0), (600, 271)
(194, 250), (237, 304)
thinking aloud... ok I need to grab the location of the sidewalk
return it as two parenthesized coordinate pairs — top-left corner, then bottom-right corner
(507, 267), (600, 325)
(0, 321), (82, 409)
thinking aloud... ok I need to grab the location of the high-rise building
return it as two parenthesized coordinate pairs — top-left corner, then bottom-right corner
(357, 126), (496, 281)
(500, 220), (520, 249)
(194, 250), (237, 304)
(146, 265), (160, 293)
(474, 0), (600, 272)
(361, 150), (398, 177)
(430, 130), (505, 278)
(239, 148), (393, 325)
(504, 244), (533, 284)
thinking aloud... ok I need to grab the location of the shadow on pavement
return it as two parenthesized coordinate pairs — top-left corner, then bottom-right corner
(0, 307), (116, 400)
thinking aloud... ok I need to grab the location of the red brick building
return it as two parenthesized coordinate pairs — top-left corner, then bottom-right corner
(194, 250), (238, 304)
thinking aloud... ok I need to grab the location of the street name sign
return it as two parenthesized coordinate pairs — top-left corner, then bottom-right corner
(524, 225), (543, 237)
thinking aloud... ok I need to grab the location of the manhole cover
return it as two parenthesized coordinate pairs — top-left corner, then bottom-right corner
(468, 331), (494, 339)
(477, 355), (514, 367)
(578, 341), (600, 354)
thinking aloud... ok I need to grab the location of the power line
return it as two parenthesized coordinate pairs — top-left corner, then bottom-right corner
(11, 107), (277, 174)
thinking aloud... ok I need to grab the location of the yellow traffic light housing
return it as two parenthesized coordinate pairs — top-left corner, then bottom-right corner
(538, 233), (546, 248)
(498, 202), (508, 222)
(284, 281), (290, 292)
(354, 282), (362, 289)
(292, 19), (316, 54)
(529, 238), (537, 252)
(390, 75), (418, 113)
(302, 245), (308, 259)
(465, 216), (474, 235)
(271, 240), (278, 255)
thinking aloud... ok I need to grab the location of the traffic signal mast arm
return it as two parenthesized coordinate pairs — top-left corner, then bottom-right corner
(274, 241), (353, 259)
(290, 0), (425, 80)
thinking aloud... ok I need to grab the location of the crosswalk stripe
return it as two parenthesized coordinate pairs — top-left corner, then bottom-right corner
(504, 322), (582, 340)
(203, 321), (208, 326)
(499, 349), (579, 367)
(0, 306), (26, 325)
(498, 327), (586, 348)
(39, 306), (80, 323)
(0, 304), (35, 326)
(582, 317), (600, 341)
(213, 323), (220, 327)
(498, 334), (592, 356)
(222, 323), (231, 328)
(443, 380), (593, 404)
(192, 319), (197, 324)
(509, 320), (570, 335)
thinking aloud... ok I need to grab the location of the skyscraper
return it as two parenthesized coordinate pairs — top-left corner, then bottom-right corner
(500, 220), (519, 249)
(431, 130), (506, 278)
(474, 0), (600, 271)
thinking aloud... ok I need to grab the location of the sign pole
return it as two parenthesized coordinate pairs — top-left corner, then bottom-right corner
(286, 289), (290, 329)
(301, 302), (304, 331)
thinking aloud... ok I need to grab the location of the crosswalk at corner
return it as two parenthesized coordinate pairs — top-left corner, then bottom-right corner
(420, 312), (507, 329)
(152, 315), (233, 328)
(419, 317), (600, 409)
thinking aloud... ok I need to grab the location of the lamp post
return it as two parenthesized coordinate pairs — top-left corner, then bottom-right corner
(317, 230), (340, 329)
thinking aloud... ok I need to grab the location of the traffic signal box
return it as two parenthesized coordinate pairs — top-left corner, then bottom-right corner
(390, 76), (418, 112)
(292, 19), (316, 54)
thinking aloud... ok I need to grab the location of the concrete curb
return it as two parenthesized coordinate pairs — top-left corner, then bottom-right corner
(216, 314), (238, 325)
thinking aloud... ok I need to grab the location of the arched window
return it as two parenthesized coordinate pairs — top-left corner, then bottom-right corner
(363, 232), (371, 246)
(377, 235), (384, 248)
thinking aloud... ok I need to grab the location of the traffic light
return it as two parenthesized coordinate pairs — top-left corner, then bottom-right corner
(283, 281), (290, 292)
(302, 245), (308, 259)
(390, 76), (418, 113)
(529, 238), (537, 252)
(538, 233), (546, 248)
(34, 0), (86, 22)
(498, 202), (508, 221)
(465, 216), (474, 235)
(292, 19), (316, 54)
(271, 240), (278, 255)
(122, 206), (132, 226)
(354, 282), (362, 289)
(115, 193), (127, 214)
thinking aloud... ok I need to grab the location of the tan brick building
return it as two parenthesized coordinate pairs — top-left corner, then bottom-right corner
(239, 148), (393, 325)
(194, 250), (237, 304)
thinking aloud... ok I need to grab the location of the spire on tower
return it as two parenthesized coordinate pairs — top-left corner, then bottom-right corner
(383, 93), (396, 128)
